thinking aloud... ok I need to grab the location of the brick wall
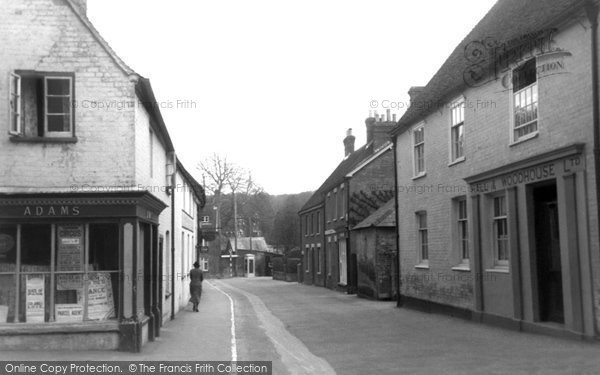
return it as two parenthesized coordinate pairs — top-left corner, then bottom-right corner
(0, 0), (137, 190)
(395, 17), (599, 314)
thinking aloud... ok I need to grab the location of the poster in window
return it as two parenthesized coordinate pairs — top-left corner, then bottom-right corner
(25, 275), (45, 323)
(87, 273), (115, 320)
(57, 225), (83, 271)
(55, 304), (83, 322)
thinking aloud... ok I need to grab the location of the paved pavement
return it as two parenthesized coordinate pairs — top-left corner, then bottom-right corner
(1, 277), (600, 374)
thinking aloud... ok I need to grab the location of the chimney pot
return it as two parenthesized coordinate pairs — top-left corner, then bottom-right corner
(392, 113), (397, 122)
(343, 128), (356, 157)
(386, 109), (391, 121)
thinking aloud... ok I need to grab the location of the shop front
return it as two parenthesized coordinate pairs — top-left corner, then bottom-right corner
(465, 143), (596, 338)
(0, 192), (167, 352)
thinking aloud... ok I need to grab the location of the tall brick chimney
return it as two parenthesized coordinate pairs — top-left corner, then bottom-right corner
(408, 86), (425, 105)
(366, 109), (396, 150)
(343, 128), (355, 157)
(71, 0), (87, 15)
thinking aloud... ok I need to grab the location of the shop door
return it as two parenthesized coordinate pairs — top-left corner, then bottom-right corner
(534, 184), (564, 323)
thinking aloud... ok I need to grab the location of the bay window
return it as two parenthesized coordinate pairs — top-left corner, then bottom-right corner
(0, 223), (119, 325)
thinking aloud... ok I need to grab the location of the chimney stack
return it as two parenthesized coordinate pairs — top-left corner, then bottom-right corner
(343, 128), (355, 157)
(408, 86), (425, 106)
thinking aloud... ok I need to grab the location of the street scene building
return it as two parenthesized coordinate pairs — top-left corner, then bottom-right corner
(0, 0), (204, 351)
(300, 112), (396, 296)
(392, 0), (600, 339)
(3, 0), (600, 371)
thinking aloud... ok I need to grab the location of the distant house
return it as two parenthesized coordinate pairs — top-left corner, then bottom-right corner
(299, 112), (396, 295)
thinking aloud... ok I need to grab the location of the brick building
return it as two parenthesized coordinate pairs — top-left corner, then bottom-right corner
(392, 0), (600, 339)
(300, 113), (396, 294)
(0, 0), (204, 351)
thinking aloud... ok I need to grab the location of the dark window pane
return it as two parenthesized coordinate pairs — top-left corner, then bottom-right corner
(47, 114), (70, 132)
(0, 225), (17, 268)
(89, 224), (119, 271)
(47, 97), (70, 114)
(21, 225), (51, 272)
(47, 78), (71, 95)
(513, 59), (536, 91)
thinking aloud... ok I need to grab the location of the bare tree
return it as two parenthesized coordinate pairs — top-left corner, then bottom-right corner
(197, 154), (262, 234)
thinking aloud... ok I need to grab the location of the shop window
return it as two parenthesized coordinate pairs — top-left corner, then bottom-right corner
(0, 223), (119, 325)
(9, 72), (74, 138)
(512, 59), (538, 142)
(201, 259), (209, 272)
(0, 225), (18, 323)
(492, 196), (509, 267)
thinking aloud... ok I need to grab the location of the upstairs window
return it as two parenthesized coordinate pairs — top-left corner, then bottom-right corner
(200, 216), (210, 223)
(450, 98), (465, 162)
(413, 125), (425, 176)
(512, 59), (538, 142)
(9, 72), (74, 138)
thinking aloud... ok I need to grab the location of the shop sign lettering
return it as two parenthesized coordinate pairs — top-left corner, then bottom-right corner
(23, 206), (80, 217)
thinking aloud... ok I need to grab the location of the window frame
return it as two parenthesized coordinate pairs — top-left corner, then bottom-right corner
(339, 184), (345, 220)
(456, 197), (469, 266)
(43, 76), (74, 138)
(510, 58), (539, 144)
(449, 97), (465, 164)
(333, 188), (338, 222)
(10, 71), (76, 139)
(492, 195), (509, 268)
(416, 211), (429, 267)
(412, 123), (426, 178)
(9, 73), (22, 135)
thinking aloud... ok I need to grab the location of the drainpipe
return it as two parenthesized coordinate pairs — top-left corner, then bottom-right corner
(392, 136), (402, 307)
(585, 0), (600, 335)
(170, 165), (176, 320)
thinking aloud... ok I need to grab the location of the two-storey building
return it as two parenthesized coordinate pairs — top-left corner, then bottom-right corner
(300, 112), (396, 294)
(0, 0), (204, 351)
(392, 0), (600, 339)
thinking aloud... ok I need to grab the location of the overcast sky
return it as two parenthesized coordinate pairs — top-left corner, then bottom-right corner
(87, 0), (497, 195)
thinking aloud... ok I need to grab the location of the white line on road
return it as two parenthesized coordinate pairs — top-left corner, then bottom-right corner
(215, 281), (336, 375)
(207, 281), (238, 362)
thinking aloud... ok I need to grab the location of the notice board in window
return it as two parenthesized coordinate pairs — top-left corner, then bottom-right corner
(57, 224), (83, 271)
(25, 274), (45, 323)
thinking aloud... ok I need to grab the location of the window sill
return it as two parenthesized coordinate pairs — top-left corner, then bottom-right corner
(415, 263), (429, 269)
(509, 131), (538, 147)
(0, 320), (119, 335)
(451, 265), (471, 272)
(10, 136), (78, 143)
(485, 267), (509, 274)
(412, 173), (427, 181)
(448, 157), (465, 167)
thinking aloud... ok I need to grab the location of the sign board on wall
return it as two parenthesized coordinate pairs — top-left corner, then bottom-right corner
(57, 225), (84, 271)
(26, 275), (45, 323)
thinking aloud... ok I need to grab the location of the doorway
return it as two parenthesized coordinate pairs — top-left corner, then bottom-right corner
(245, 254), (255, 277)
(533, 183), (564, 324)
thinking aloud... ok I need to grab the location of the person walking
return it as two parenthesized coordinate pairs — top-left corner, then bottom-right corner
(189, 261), (204, 312)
